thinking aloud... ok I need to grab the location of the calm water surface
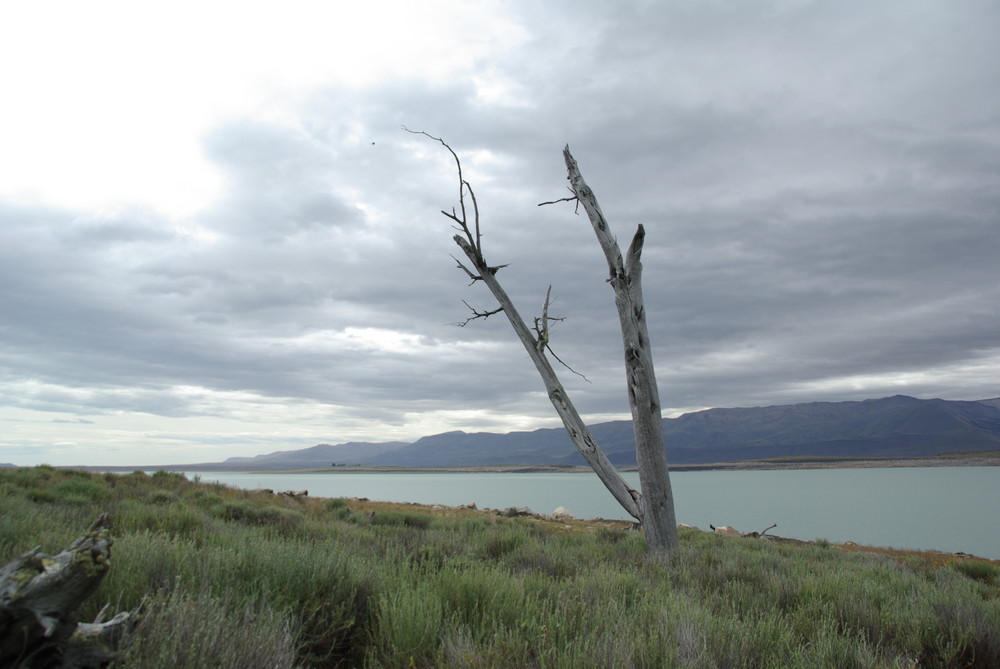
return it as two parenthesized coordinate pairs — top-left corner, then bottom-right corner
(185, 467), (999, 559)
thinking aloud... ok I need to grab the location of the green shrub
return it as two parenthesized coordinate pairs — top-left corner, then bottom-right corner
(213, 500), (258, 523)
(188, 489), (224, 508)
(371, 510), (433, 529)
(371, 583), (443, 664)
(595, 525), (627, 543)
(147, 490), (177, 505)
(24, 487), (58, 503)
(325, 497), (353, 521)
(256, 505), (305, 532)
(116, 588), (298, 669)
(951, 559), (998, 584)
(479, 527), (525, 559)
(150, 470), (186, 484)
(4, 468), (999, 669)
(53, 478), (107, 504)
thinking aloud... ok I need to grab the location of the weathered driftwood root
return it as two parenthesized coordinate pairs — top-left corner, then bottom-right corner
(709, 523), (779, 538)
(0, 514), (130, 668)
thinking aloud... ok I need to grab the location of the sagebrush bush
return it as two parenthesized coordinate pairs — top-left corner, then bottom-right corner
(951, 558), (998, 584)
(115, 588), (298, 669)
(370, 509), (434, 529)
(2, 465), (998, 669)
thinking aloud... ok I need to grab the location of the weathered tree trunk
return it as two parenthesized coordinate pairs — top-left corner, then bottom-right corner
(411, 128), (680, 555)
(454, 236), (642, 520)
(0, 514), (130, 668)
(563, 147), (680, 554)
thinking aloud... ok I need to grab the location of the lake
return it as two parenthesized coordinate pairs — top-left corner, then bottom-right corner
(183, 467), (1000, 560)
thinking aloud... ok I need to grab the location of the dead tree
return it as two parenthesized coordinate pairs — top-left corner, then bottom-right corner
(0, 514), (131, 668)
(410, 129), (680, 555)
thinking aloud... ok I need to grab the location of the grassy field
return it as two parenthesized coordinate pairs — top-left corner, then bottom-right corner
(1, 466), (998, 668)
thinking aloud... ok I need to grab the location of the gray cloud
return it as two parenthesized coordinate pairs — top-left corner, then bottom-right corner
(2, 1), (999, 464)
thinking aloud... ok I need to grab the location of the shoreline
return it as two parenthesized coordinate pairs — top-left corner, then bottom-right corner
(235, 455), (1000, 474)
(80, 455), (1000, 474)
(58, 460), (1000, 561)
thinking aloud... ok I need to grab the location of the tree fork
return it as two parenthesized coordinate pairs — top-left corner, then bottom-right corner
(415, 128), (683, 552)
(453, 235), (642, 519)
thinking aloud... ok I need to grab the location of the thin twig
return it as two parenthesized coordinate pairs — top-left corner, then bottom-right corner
(538, 195), (578, 207)
(466, 180), (482, 256)
(532, 286), (563, 350)
(452, 300), (504, 327)
(529, 286), (589, 382)
(451, 255), (481, 284)
(546, 345), (590, 382)
(404, 126), (484, 258)
(538, 187), (581, 214)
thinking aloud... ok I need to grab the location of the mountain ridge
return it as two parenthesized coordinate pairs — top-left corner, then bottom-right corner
(174, 395), (1000, 469)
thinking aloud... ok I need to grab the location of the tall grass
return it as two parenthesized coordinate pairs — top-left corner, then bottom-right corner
(1, 466), (997, 668)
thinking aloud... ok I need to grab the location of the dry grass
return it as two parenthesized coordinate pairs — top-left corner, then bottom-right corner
(2, 466), (998, 668)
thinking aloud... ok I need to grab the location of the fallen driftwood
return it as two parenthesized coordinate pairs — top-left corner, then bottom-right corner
(741, 523), (778, 538)
(0, 514), (131, 668)
(498, 506), (536, 518)
(710, 523), (778, 538)
(709, 524), (741, 536)
(279, 489), (308, 498)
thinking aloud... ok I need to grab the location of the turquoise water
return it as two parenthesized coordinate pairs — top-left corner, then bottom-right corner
(185, 467), (1000, 559)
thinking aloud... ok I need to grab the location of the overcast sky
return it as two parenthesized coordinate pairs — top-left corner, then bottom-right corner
(2, 1), (998, 466)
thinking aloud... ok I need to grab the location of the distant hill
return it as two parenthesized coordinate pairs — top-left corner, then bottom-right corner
(218, 441), (410, 469)
(146, 395), (1000, 470)
(358, 395), (1000, 467)
(653, 395), (1000, 464)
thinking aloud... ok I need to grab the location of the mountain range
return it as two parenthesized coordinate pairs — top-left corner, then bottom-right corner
(191, 395), (1000, 469)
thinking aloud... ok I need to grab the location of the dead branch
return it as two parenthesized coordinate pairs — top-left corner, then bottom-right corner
(538, 195), (578, 207)
(544, 345), (590, 382)
(404, 126), (483, 258)
(738, 523), (778, 539)
(451, 255), (509, 286)
(414, 131), (642, 520)
(533, 286), (557, 353)
(539, 186), (581, 213)
(530, 286), (589, 381)
(452, 255), (480, 284)
(453, 300), (504, 327)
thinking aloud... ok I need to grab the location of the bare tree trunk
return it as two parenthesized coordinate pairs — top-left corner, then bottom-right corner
(563, 147), (680, 554)
(453, 237), (642, 520)
(409, 128), (680, 555)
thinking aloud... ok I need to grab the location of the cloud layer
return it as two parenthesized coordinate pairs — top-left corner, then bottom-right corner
(2, 1), (998, 465)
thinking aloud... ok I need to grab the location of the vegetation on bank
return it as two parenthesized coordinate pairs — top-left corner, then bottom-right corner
(1, 466), (998, 668)
(936, 450), (1000, 459)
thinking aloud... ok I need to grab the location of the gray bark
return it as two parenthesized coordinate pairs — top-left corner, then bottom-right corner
(414, 128), (679, 554)
(0, 514), (130, 668)
(563, 147), (680, 554)
(454, 236), (642, 520)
